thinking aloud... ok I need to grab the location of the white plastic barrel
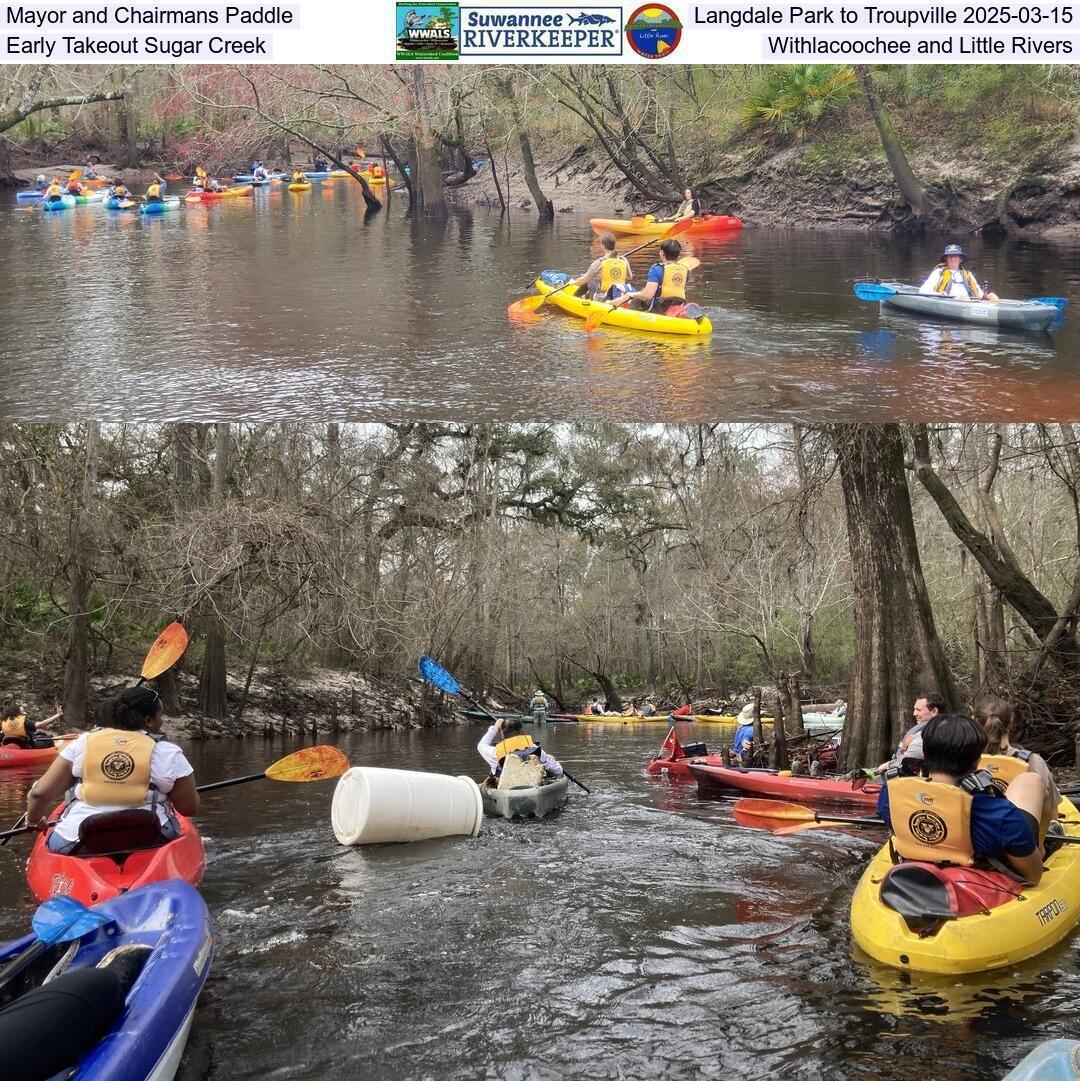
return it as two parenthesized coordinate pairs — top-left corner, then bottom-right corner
(331, 766), (483, 846)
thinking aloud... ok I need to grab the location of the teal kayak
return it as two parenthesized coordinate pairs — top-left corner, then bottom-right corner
(139, 196), (181, 214)
(42, 195), (76, 212)
(1001, 1040), (1080, 1080)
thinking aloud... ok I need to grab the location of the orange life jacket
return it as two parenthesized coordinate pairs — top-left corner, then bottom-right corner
(1, 716), (28, 742)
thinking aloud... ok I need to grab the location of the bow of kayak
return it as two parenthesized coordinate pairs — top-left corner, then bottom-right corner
(533, 277), (712, 336)
(0, 734), (76, 769)
(851, 796), (1080, 974)
(26, 810), (205, 905)
(0, 880), (213, 1081)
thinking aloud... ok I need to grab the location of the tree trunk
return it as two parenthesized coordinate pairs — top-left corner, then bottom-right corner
(792, 424), (818, 679)
(500, 76), (554, 220)
(411, 67), (448, 217)
(62, 424), (99, 728)
(830, 425), (957, 769)
(853, 65), (927, 219)
(198, 424), (230, 718)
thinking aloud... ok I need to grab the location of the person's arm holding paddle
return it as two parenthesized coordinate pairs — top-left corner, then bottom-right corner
(26, 756), (76, 830)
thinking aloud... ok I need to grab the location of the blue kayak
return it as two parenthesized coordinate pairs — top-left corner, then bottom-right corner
(139, 196), (181, 215)
(42, 195), (76, 212)
(104, 197), (135, 210)
(16, 190), (45, 202)
(0, 881), (213, 1081)
(1001, 1041), (1080, 1080)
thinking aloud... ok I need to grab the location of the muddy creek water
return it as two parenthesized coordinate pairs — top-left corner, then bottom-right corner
(0, 722), (1076, 1079)
(2, 185), (1080, 422)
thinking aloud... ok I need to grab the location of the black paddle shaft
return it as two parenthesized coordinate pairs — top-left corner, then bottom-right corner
(196, 772), (268, 793)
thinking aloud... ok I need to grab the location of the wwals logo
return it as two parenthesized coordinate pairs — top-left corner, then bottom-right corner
(397, 3), (461, 60)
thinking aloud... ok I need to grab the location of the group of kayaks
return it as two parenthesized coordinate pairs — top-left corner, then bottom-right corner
(647, 730), (1080, 980)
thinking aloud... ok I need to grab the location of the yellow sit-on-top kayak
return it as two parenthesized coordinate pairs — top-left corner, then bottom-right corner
(533, 278), (712, 337)
(851, 796), (1080, 974)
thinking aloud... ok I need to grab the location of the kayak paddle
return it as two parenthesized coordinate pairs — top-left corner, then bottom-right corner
(0, 895), (113, 993)
(508, 218), (695, 317)
(584, 254), (702, 334)
(1030, 296), (1068, 310)
(195, 745), (349, 792)
(137, 621), (189, 684)
(629, 214), (656, 229)
(733, 797), (882, 834)
(417, 656), (591, 794)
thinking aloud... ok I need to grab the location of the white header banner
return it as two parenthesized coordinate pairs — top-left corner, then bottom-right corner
(2, 0), (1076, 62)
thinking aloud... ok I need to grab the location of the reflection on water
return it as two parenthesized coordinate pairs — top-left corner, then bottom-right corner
(2, 188), (1079, 420)
(0, 722), (1074, 1079)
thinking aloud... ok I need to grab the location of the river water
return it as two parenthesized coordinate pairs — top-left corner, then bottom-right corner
(2, 185), (1079, 422)
(0, 721), (1075, 1080)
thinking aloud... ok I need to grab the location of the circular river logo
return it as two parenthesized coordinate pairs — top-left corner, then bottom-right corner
(102, 751), (136, 781)
(908, 810), (948, 846)
(625, 4), (683, 58)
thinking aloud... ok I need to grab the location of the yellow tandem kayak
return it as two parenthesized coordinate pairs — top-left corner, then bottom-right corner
(533, 278), (712, 337)
(851, 796), (1080, 974)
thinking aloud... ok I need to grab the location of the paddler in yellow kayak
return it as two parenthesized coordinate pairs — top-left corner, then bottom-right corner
(0, 700), (62, 748)
(974, 695), (1060, 831)
(291, 167), (307, 185)
(606, 238), (697, 317)
(26, 685), (199, 854)
(566, 231), (633, 301)
(876, 713), (1047, 885)
(477, 717), (563, 779)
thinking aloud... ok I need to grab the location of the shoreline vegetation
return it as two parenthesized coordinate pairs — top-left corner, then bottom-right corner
(3, 423), (1080, 768)
(2, 64), (1079, 237)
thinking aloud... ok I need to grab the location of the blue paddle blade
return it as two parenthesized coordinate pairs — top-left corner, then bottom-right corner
(1029, 297), (1068, 311)
(853, 282), (897, 302)
(31, 895), (109, 946)
(417, 656), (461, 696)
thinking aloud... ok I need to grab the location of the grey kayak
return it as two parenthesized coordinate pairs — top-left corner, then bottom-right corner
(880, 282), (1058, 332)
(481, 775), (570, 819)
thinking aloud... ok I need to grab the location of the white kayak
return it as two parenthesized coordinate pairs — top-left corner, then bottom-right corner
(880, 282), (1059, 332)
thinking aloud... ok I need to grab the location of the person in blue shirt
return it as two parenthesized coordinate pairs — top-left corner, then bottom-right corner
(608, 238), (693, 315)
(877, 713), (1046, 884)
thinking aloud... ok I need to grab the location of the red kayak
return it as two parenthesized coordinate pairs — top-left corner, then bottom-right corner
(0, 734), (76, 770)
(26, 807), (205, 905)
(646, 728), (719, 779)
(688, 762), (880, 811)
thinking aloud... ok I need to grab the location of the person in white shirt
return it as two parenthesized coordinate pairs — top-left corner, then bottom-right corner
(26, 685), (198, 854)
(477, 718), (563, 778)
(919, 244), (988, 300)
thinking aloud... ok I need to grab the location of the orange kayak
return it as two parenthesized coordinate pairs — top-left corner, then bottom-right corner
(589, 215), (742, 238)
(0, 734), (76, 770)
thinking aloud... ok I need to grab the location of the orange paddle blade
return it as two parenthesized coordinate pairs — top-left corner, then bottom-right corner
(584, 306), (612, 334)
(732, 798), (816, 822)
(265, 745), (350, 782)
(517, 294), (548, 313)
(140, 622), (189, 680)
(774, 821), (836, 835)
(663, 218), (695, 238)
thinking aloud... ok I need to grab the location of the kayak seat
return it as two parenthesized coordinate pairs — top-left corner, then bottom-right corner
(74, 809), (166, 858)
(97, 943), (153, 997)
(880, 864), (957, 932)
(0, 966), (125, 1081)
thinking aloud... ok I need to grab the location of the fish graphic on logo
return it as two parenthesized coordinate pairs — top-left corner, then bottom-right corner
(569, 12), (617, 24)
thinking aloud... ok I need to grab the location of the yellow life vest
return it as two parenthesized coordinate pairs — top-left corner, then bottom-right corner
(934, 266), (981, 298)
(530, 695), (547, 709)
(1, 716), (28, 741)
(494, 733), (536, 764)
(371, 166), (384, 178)
(46, 184), (62, 198)
(293, 172), (305, 183)
(147, 183), (161, 198)
(978, 753), (1030, 795)
(887, 777), (975, 866)
(114, 186), (129, 197)
(600, 257), (629, 293)
(660, 261), (689, 300)
(79, 729), (155, 808)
